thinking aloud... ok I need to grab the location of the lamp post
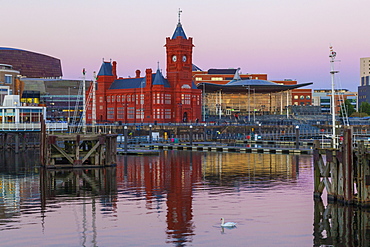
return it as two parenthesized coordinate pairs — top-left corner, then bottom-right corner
(140, 80), (144, 124)
(258, 123), (261, 138)
(124, 126), (128, 152)
(248, 86), (251, 122)
(190, 125), (193, 146)
(252, 88), (255, 123)
(202, 82), (206, 122)
(203, 123), (207, 142)
(68, 87), (70, 123)
(149, 124), (152, 144)
(295, 125), (300, 149)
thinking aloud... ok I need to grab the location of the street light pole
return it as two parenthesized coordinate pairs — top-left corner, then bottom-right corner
(252, 88), (255, 123)
(124, 126), (128, 152)
(141, 80), (144, 124)
(68, 87), (70, 123)
(248, 86), (251, 122)
(295, 125), (300, 149)
(204, 123), (207, 142)
(190, 125), (193, 146)
(149, 124), (152, 144)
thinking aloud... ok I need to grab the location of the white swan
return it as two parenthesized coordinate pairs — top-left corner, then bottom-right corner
(220, 218), (236, 227)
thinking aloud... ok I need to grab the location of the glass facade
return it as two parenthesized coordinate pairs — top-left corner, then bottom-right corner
(204, 91), (292, 117)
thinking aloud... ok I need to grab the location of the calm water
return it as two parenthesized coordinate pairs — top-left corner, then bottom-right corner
(0, 150), (367, 246)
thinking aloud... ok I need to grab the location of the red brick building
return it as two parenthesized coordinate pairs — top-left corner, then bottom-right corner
(87, 18), (202, 124)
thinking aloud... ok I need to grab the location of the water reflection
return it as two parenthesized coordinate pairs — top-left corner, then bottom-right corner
(313, 199), (370, 246)
(117, 151), (303, 246)
(118, 151), (201, 246)
(39, 167), (117, 246)
(3, 150), (369, 246)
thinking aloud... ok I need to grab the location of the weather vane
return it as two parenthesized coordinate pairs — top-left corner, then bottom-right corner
(178, 8), (182, 23)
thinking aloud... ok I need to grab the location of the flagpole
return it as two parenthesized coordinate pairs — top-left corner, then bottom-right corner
(92, 71), (96, 133)
(82, 68), (86, 134)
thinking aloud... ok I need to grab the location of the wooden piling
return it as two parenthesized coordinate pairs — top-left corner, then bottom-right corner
(41, 133), (117, 168)
(313, 126), (370, 207)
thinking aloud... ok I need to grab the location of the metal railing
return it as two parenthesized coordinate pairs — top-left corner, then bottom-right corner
(0, 122), (68, 132)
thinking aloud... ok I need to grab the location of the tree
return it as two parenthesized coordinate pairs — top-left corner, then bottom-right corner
(340, 99), (356, 117)
(360, 101), (370, 115)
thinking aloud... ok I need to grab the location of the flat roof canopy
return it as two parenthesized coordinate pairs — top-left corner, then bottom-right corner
(197, 79), (313, 93)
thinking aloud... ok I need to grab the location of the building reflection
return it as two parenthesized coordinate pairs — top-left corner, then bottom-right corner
(0, 150), (40, 228)
(200, 152), (301, 186)
(116, 152), (303, 245)
(313, 199), (370, 246)
(117, 151), (202, 245)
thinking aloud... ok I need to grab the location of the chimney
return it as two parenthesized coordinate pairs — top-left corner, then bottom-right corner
(136, 69), (141, 78)
(112, 61), (117, 79)
(146, 68), (152, 88)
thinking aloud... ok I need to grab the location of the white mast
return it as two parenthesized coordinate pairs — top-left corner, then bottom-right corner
(82, 68), (86, 134)
(92, 71), (97, 133)
(329, 46), (338, 148)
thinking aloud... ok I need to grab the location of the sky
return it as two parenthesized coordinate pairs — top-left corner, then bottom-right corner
(2, 0), (370, 91)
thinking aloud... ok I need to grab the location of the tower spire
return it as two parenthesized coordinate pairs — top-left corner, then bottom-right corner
(171, 9), (187, 39)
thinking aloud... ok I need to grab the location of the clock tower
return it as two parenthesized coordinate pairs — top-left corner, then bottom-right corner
(165, 10), (201, 123)
(165, 9), (194, 89)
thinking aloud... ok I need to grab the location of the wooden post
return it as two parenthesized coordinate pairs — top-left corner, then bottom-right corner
(40, 114), (46, 166)
(357, 140), (370, 206)
(313, 140), (323, 199)
(342, 127), (353, 204)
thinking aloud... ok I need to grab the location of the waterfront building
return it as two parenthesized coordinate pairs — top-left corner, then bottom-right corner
(0, 86), (10, 106)
(86, 16), (202, 124)
(197, 69), (312, 120)
(312, 89), (357, 114)
(20, 78), (90, 122)
(192, 68), (312, 109)
(0, 64), (20, 96)
(0, 47), (62, 78)
(0, 94), (46, 131)
(358, 57), (370, 106)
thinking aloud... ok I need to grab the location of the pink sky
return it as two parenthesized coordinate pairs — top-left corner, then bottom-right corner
(2, 0), (369, 91)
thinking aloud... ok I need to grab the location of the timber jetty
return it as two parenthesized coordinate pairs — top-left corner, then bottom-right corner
(40, 133), (117, 168)
(314, 127), (370, 207)
(40, 118), (117, 168)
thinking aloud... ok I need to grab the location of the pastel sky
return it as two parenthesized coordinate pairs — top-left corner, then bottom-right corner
(2, 0), (369, 91)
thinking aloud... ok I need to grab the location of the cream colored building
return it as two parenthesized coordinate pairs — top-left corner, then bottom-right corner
(0, 64), (20, 95)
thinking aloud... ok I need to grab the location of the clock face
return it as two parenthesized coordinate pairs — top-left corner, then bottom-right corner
(182, 55), (187, 62)
(172, 55), (177, 62)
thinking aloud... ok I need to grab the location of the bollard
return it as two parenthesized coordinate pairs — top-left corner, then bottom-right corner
(124, 126), (128, 152)
(295, 125), (300, 149)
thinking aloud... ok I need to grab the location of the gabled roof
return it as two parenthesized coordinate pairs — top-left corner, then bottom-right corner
(98, 62), (113, 76)
(171, 23), (187, 39)
(152, 68), (170, 87)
